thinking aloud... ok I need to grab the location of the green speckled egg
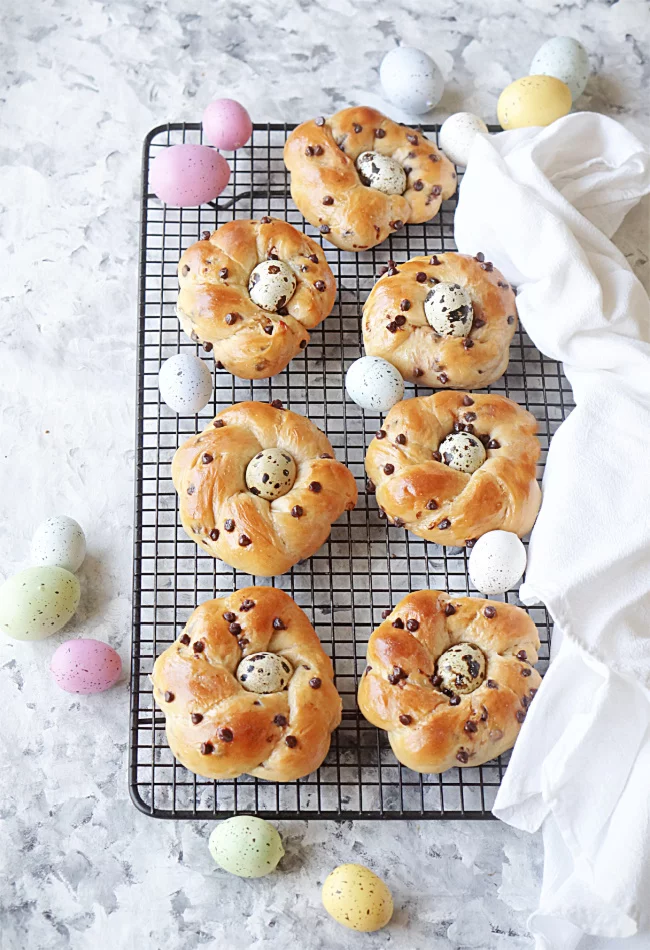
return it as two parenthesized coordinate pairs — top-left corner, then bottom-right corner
(0, 566), (81, 641)
(322, 863), (393, 932)
(209, 816), (284, 878)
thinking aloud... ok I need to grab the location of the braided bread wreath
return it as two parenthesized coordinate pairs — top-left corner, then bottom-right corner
(363, 252), (518, 389)
(358, 590), (542, 773)
(152, 587), (342, 781)
(172, 401), (358, 576)
(284, 106), (457, 252)
(177, 217), (336, 379)
(366, 391), (541, 548)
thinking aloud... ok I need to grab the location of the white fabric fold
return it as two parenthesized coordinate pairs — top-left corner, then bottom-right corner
(454, 113), (650, 948)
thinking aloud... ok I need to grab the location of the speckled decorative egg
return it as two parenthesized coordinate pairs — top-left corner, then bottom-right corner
(435, 643), (487, 695)
(245, 448), (297, 501)
(498, 75), (572, 130)
(531, 37), (590, 101)
(356, 151), (406, 196)
(202, 98), (253, 151)
(469, 530), (527, 595)
(209, 816), (285, 878)
(150, 144), (230, 207)
(236, 652), (294, 693)
(424, 282), (473, 337)
(438, 431), (486, 474)
(51, 638), (122, 694)
(248, 260), (297, 313)
(438, 113), (489, 168)
(0, 566), (80, 641)
(31, 516), (86, 574)
(380, 46), (444, 114)
(158, 353), (213, 414)
(346, 357), (404, 413)
(322, 864), (393, 932)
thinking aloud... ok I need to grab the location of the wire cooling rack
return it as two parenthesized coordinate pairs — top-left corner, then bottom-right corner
(131, 122), (574, 820)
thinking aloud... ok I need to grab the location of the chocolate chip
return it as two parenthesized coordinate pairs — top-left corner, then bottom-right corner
(416, 272), (427, 283)
(431, 674), (443, 687)
(315, 116), (325, 126)
(432, 450), (442, 462)
(413, 367), (424, 378)
(322, 195), (334, 206)
(481, 261), (494, 272)
(464, 412), (477, 423)
(429, 255), (441, 266)
(260, 216), (272, 224)
(516, 710), (526, 723)
(314, 279), (326, 291)
(391, 220), (403, 230)
(182, 264), (190, 276)
(375, 128), (386, 138)
(376, 429), (386, 439)
(444, 604), (456, 616)
(291, 505), (303, 518)
(395, 433), (407, 444)
(274, 714), (287, 726)
(202, 341), (213, 352)
(438, 519), (451, 530)
(193, 640), (205, 654)
(431, 185), (442, 197)
(473, 318), (486, 329)
(516, 650), (527, 661)
(507, 315), (515, 324)
(271, 399), (283, 409)
(309, 253), (319, 263)
(438, 373), (449, 384)
(475, 252), (485, 262)
(464, 721), (478, 734)
(223, 612), (236, 623)
(387, 672), (401, 685)
(285, 735), (298, 748)
(219, 267), (229, 279)
(164, 691), (174, 703)
(463, 338), (474, 350)
(229, 622), (241, 635)
(320, 453), (333, 459)
(383, 464), (394, 475)
(381, 609), (391, 619)
(200, 742), (214, 755)
(399, 714), (413, 725)
(352, 123), (362, 133)
(202, 230), (211, 240)
(529, 688), (538, 698)
(218, 727), (234, 742)
(309, 677), (322, 689)
(366, 479), (376, 494)
(239, 534), (251, 546)
(309, 481), (321, 493)
(305, 145), (314, 156)
(191, 713), (203, 724)
(225, 312), (239, 325)
(456, 750), (469, 763)
(224, 519), (235, 532)
(273, 618), (286, 630)
(263, 325), (273, 335)
(453, 422), (465, 433)
(201, 453), (213, 464)
(449, 695), (461, 706)
(413, 180), (424, 191)
(488, 439), (500, 449)
(406, 619), (419, 632)
(484, 606), (496, 618)
(241, 599), (255, 611)
(238, 638), (249, 648)
(386, 321), (398, 333)
(406, 133), (418, 145)
(319, 224), (330, 234)
(213, 419), (226, 428)
(392, 618), (404, 629)
(425, 499), (438, 510)
(521, 667), (532, 677)
(313, 145), (323, 155)
(299, 339), (307, 348)
(487, 679), (498, 689)
(187, 485), (195, 496)
(180, 633), (191, 645)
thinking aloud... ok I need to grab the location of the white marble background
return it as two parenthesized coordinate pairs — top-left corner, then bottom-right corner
(0, 1), (648, 948)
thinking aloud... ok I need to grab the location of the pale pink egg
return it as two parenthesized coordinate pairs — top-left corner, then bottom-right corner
(51, 638), (122, 694)
(202, 98), (253, 151)
(149, 144), (230, 206)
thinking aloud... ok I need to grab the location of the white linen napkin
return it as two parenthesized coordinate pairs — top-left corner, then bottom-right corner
(454, 112), (650, 949)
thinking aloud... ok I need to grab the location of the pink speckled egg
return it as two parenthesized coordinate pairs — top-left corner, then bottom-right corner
(149, 144), (230, 206)
(51, 639), (122, 694)
(202, 98), (253, 151)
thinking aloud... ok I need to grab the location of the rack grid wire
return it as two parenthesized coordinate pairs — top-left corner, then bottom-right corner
(131, 122), (573, 820)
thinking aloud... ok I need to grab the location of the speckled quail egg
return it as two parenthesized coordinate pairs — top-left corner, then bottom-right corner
(322, 864), (394, 932)
(158, 353), (213, 414)
(209, 816), (285, 878)
(469, 530), (527, 595)
(435, 643), (487, 695)
(236, 652), (294, 693)
(248, 260), (297, 312)
(438, 431), (486, 474)
(356, 151), (406, 196)
(245, 448), (297, 501)
(0, 566), (80, 641)
(438, 113), (489, 168)
(346, 356), (404, 413)
(531, 37), (590, 102)
(424, 282), (474, 337)
(31, 515), (86, 574)
(380, 46), (444, 114)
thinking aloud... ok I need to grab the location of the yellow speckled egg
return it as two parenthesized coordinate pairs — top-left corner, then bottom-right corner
(322, 863), (393, 932)
(498, 75), (572, 130)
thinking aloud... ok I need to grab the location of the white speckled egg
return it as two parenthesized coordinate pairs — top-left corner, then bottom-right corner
(346, 357), (404, 413)
(438, 113), (489, 168)
(0, 566), (80, 641)
(424, 282), (473, 337)
(236, 652), (294, 693)
(158, 353), (213, 414)
(435, 643), (487, 695)
(322, 864), (393, 932)
(209, 816), (284, 878)
(248, 260), (297, 312)
(469, 530), (527, 595)
(356, 151), (406, 196)
(380, 46), (444, 114)
(51, 638), (122, 694)
(531, 37), (590, 101)
(31, 516), (86, 574)
(245, 449), (297, 501)
(438, 431), (486, 474)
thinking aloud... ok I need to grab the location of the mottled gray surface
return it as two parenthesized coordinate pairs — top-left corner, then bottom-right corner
(0, 1), (648, 948)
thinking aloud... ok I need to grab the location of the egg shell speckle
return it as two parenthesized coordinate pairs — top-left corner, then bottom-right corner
(150, 144), (231, 207)
(531, 37), (590, 101)
(380, 46), (444, 114)
(424, 281), (473, 337)
(158, 353), (213, 414)
(0, 566), (80, 641)
(209, 816), (284, 878)
(436, 643), (487, 695)
(245, 449), (297, 501)
(322, 863), (394, 932)
(498, 75), (572, 130)
(31, 515), (86, 573)
(202, 98), (253, 151)
(438, 112), (489, 168)
(236, 652), (294, 694)
(51, 638), (122, 694)
(469, 530), (527, 595)
(346, 356), (404, 413)
(248, 259), (297, 313)
(439, 431), (486, 474)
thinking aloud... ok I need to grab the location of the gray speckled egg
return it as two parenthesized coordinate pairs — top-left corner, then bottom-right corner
(236, 652), (294, 693)
(245, 448), (297, 501)
(209, 816), (284, 878)
(0, 566), (80, 641)
(248, 260), (297, 312)
(439, 431), (486, 474)
(424, 282), (473, 337)
(346, 356), (404, 413)
(379, 46), (444, 114)
(31, 515), (86, 574)
(438, 112), (489, 168)
(531, 36), (590, 102)
(356, 151), (407, 196)
(435, 643), (486, 695)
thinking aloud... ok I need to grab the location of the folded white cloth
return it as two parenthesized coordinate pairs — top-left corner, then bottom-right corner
(454, 112), (650, 949)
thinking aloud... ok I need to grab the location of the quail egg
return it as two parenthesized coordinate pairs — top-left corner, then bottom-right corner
(498, 75), (572, 130)
(0, 566), (80, 641)
(322, 863), (394, 932)
(248, 260), (297, 312)
(236, 652), (294, 694)
(379, 46), (444, 114)
(424, 282), (473, 337)
(435, 643), (487, 695)
(31, 515), (86, 574)
(438, 113), (489, 168)
(158, 353), (213, 414)
(469, 530), (527, 595)
(346, 356), (404, 413)
(356, 151), (406, 196)
(246, 448), (297, 501)
(438, 431), (486, 474)
(530, 37), (590, 102)
(209, 816), (285, 878)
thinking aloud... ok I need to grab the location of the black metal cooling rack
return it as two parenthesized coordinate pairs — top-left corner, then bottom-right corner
(131, 122), (574, 820)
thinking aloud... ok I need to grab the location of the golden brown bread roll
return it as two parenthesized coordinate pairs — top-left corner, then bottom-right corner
(284, 106), (457, 252)
(172, 400), (358, 576)
(365, 391), (541, 547)
(358, 590), (542, 773)
(177, 217), (336, 379)
(363, 252), (518, 389)
(152, 587), (342, 782)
